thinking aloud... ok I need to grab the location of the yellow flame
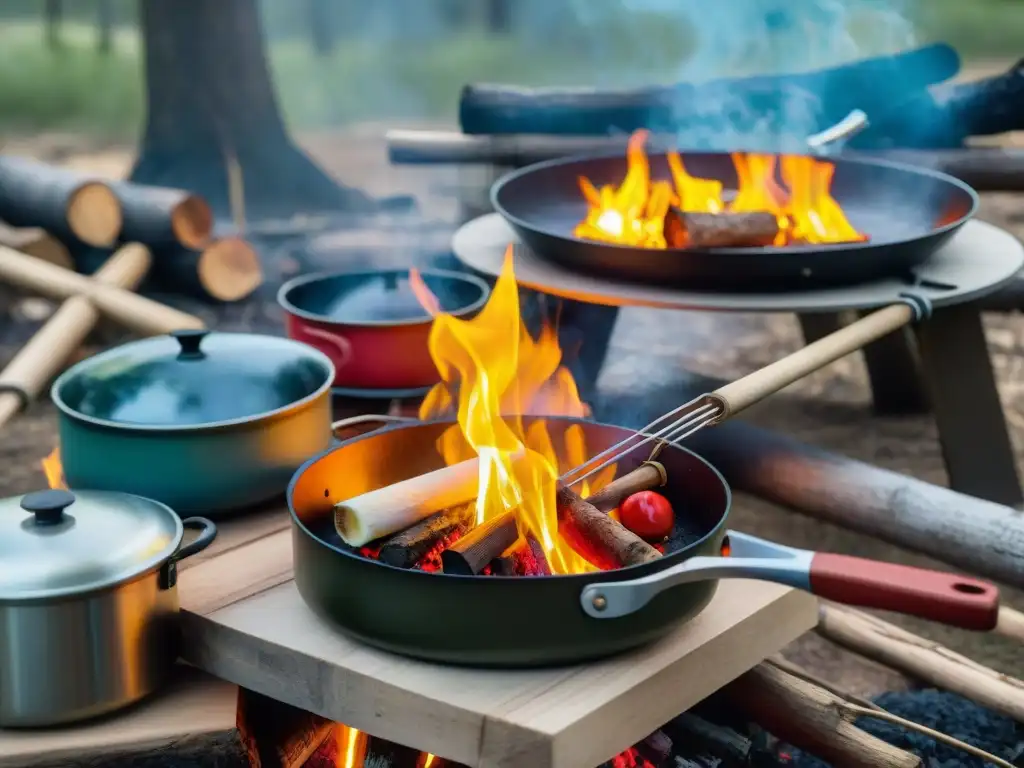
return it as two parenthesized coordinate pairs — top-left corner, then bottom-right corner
(41, 446), (66, 490)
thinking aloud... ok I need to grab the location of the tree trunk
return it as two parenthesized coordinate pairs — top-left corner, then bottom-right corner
(130, 0), (375, 222)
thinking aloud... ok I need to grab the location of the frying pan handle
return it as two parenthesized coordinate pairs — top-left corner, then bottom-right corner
(331, 414), (418, 440)
(579, 530), (999, 631)
(707, 294), (930, 421)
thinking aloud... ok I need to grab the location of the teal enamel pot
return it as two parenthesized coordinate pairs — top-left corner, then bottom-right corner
(51, 329), (335, 516)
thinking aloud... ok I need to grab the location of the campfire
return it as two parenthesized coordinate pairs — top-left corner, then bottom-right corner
(332, 247), (689, 578)
(574, 130), (867, 249)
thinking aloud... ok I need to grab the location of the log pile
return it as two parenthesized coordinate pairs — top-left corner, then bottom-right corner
(0, 154), (263, 304)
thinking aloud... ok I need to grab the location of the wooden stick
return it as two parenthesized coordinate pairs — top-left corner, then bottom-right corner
(661, 713), (753, 765)
(723, 663), (922, 768)
(995, 605), (1024, 644)
(0, 243), (151, 429)
(113, 181), (214, 249)
(634, 730), (673, 766)
(585, 461), (667, 512)
(0, 156), (122, 246)
(236, 686), (333, 768)
(816, 602), (1024, 722)
(556, 484), (661, 568)
(766, 655), (883, 712)
(0, 243), (203, 336)
(524, 533), (553, 576)
(0, 221), (73, 269)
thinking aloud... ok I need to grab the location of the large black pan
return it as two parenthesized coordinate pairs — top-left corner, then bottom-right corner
(491, 151), (979, 291)
(287, 416), (998, 668)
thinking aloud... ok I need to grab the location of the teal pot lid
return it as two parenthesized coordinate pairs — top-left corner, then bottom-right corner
(0, 489), (181, 600)
(52, 330), (334, 430)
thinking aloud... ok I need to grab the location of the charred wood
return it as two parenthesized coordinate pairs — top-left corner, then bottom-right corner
(664, 209), (779, 249)
(634, 729), (673, 767)
(458, 44), (959, 141)
(523, 533), (552, 575)
(378, 507), (472, 568)
(441, 510), (519, 575)
(0, 156), (122, 247)
(236, 687), (334, 768)
(661, 713), (753, 766)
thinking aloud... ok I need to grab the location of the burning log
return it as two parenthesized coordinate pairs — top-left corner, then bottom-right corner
(582, 460), (666, 512)
(441, 511), (519, 575)
(556, 485), (661, 569)
(0, 242), (204, 336)
(817, 602), (1024, 722)
(458, 44), (959, 138)
(0, 221), (73, 269)
(663, 209), (779, 249)
(236, 687), (334, 768)
(377, 507), (472, 569)
(723, 663), (922, 768)
(524, 533), (553, 576)
(0, 243), (151, 430)
(488, 554), (517, 576)
(151, 236), (263, 303)
(0, 156), (122, 247)
(113, 180), (214, 249)
(334, 458), (481, 547)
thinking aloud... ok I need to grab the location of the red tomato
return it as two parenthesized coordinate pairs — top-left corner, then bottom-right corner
(619, 491), (674, 542)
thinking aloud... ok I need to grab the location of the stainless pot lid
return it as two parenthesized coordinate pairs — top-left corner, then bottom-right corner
(51, 330), (334, 428)
(0, 489), (182, 600)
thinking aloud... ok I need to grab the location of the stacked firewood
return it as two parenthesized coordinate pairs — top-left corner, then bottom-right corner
(0, 155), (263, 304)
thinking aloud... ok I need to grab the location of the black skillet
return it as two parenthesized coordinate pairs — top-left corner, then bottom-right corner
(491, 150), (979, 292)
(287, 415), (998, 668)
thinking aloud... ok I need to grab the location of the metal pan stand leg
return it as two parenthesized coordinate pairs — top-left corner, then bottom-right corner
(797, 312), (929, 416)
(914, 303), (1023, 507)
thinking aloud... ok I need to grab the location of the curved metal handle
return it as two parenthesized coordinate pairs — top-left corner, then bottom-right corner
(174, 517), (218, 562)
(294, 326), (354, 371)
(580, 531), (812, 619)
(331, 414), (419, 438)
(805, 109), (869, 155)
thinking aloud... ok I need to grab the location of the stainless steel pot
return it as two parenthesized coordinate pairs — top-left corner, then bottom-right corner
(0, 488), (216, 727)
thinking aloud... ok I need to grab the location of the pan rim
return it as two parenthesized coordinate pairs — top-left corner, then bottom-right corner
(286, 415), (732, 582)
(490, 149), (980, 259)
(277, 267), (491, 328)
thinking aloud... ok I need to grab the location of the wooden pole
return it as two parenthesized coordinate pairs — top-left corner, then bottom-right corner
(817, 602), (1024, 722)
(0, 243), (152, 429)
(0, 243), (203, 336)
(0, 222), (73, 270)
(723, 663), (922, 768)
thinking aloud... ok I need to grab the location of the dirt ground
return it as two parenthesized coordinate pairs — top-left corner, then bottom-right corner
(3, 125), (1024, 700)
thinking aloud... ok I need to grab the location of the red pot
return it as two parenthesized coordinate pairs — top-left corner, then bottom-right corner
(278, 268), (489, 391)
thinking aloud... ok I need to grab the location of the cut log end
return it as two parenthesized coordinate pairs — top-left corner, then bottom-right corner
(171, 194), (215, 250)
(66, 181), (123, 247)
(198, 237), (263, 302)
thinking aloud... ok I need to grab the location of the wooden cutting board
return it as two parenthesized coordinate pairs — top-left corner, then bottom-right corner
(177, 513), (817, 768)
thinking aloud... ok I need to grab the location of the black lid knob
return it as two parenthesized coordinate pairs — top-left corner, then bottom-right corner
(21, 489), (75, 525)
(171, 329), (209, 360)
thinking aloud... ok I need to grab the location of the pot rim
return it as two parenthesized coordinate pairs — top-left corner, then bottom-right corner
(50, 333), (336, 434)
(276, 267), (491, 328)
(0, 492), (184, 603)
(287, 415), (732, 582)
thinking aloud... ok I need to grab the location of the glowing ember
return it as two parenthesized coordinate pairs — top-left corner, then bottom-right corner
(574, 129), (866, 248)
(411, 248), (616, 575)
(41, 446), (66, 490)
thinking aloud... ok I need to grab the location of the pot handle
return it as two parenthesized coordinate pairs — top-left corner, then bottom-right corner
(579, 531), (1000, 631)
(174, 517), (218, 562)
(805, 109), (869, 154)
(331, 414), (418, 439)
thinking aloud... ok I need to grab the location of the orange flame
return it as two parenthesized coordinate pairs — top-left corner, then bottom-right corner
(421, 754), (437, 768)
(574, 130), (865, 248)
(413, 249), (615, 575)
(41, 446), (66, 490)
(335, 724), (368, 768)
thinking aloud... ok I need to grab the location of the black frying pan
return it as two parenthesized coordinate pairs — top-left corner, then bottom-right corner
(491, 151), (979, 291)
(288, 416), (998, 668)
